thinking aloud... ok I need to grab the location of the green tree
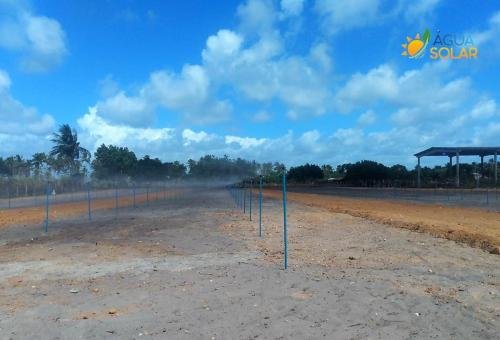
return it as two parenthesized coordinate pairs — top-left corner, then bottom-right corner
(163, 161), (186, 178)
(134, 155), (165, 180)
(50, 124), (90, 176)
(287, 164), (323, 183)
(31, 152), (47, 178)
(344, 160), (390, 186)
(92, 144), (137, 179)
(321, 164), (334, 179)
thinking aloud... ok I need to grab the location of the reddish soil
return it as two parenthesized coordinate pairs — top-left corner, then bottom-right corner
(0, 191), (177, 228)
(263, 189), (500, 254)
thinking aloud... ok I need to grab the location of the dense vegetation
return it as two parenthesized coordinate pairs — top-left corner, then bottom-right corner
(0, 124), (498, 198)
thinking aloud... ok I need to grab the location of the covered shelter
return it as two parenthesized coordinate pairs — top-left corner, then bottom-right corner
(414, 147), (499, 188)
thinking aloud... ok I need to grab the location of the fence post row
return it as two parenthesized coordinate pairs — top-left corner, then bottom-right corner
(44, 181), (49, 233)
(282, 172), (288, 270)
(87, 183), (91, 221)
(259, 176), (262, 237)
(249, 180), (252, 221)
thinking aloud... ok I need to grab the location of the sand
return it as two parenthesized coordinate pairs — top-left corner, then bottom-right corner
(262, 189), (500, 254)
(0, 189), (498, 339)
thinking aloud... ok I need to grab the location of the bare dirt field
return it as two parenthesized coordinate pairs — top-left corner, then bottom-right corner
(0, 189), (498, 339)
(0, 190), (177, 229)
(263, 189), (500, 255)
(288, 185), (500, 211)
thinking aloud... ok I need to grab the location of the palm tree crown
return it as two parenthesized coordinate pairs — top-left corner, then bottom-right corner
(50, 124), (90, 174)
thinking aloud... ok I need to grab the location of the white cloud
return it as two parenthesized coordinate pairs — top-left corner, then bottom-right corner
(252, 110), (272, 122)
(333, 128), (364, 146)
(335, 64), (398, 112)
(280, 0), (305, 18)
(470, 98), (497, 119)
(225, 135), (267, 149)
(0, 2), (68, 72)
(182, 129), (214, 146)
(472, 11), (500, 46)
(237, 0), (277, 36)
(202, 30), (332, 118)
(95, 64), (232, 126)
(98, 75), (121, 98)
(97, 92), (152, 126)
(66, 0), (496, 168)
(202, 29), (243, 63)
(357, 110), (377, 126)
(314, 0), (442, 35)
(77, 107), (175, 152)
(0, 69), (11, 89)
(0, 68), (55, 155)
(336, 62), (472, 128)
(94, 1), (334, 126)
(315, 0), (380, 34)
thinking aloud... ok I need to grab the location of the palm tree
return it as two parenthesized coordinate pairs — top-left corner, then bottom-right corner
(31, 152), (47, 178)
(50, 124), (90, 175)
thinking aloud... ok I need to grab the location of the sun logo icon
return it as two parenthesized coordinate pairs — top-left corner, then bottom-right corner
(402, 29), (430, 58)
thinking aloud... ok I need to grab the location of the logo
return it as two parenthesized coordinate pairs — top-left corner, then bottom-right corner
(401, 29), (478, 60)
(401, 29), (430, 58)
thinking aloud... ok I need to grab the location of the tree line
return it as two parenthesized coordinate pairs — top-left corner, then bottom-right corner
(0, 124), (497, 189)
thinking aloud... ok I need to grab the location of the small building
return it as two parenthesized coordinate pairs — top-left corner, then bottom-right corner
(414, 147), (499, 188)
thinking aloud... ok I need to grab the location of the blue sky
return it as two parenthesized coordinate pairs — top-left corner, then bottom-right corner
(0, 0), (499, 167)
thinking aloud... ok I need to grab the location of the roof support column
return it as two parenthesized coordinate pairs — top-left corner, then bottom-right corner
(456, 152), (460, 188)
(495, 152), (498, 185)
(417, 156), (421, 188)
(448, 155), (453, 177)
(480, 155), (484, 178)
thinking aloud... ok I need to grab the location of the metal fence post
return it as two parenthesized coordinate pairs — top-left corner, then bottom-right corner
(147, 185), (149, 205)
(249, 180), (252, 221)
(243, 187), (246, 214)
(282, 172), (288, 270)
(115, 183), (118, 215)
(87, 183), (91, 221)
(259, 176), (262, 237)
(44, 181), (49, 233)
(133, 185), (136, 208)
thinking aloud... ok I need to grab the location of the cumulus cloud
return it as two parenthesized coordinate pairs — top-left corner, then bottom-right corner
(0, 1), (68, 72)
(182, 129), (215, 146)
(314, 0), (442, 35)
(67, 0), (495, 167)
(0, 68), (55, 155)
(470, 98), (497, 119)
(357, 110), (377, 126)
(315, 0), (380, 34)
(336, 62), (473, 128)
(95, 64), (232, 126)
(225, 135), (267, 149)
(202, 29), (333, 118)
(280, 0), (305, 18)
(237, 0), (277, 36)
(77, 107), (175, 153)
(93, 0), (333, 125)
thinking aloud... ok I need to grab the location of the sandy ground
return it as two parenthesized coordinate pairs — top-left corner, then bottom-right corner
(0, 189), (498, 339)
(262, 189), (500, 254)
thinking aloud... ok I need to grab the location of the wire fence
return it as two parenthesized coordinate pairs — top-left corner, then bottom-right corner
(1, 175), (496, 270)
(0, 181), (196, 235)
(286, 185), (500, 211)
(228, 174), (289, 269)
